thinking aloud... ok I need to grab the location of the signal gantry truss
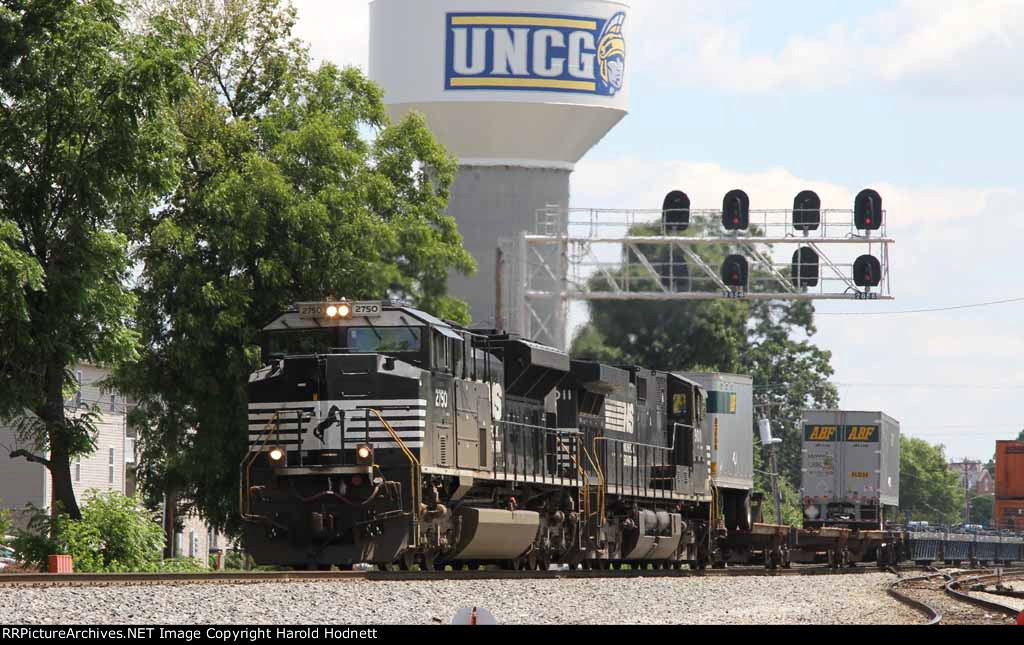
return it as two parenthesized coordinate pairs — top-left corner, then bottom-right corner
(497, 195), (895, 349)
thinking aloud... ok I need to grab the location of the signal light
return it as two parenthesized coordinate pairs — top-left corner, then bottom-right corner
(791, 247), (820, 288)
(662, 190), (690, 233)
(793, 190), (821, 232)
(721, 255), (748, 288)
(722, 190), (750, 231)
(854, 189), (883, 231)
(853, 255), (882, 287)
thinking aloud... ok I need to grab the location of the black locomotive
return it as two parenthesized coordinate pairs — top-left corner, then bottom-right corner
(241, 300), (747, 570)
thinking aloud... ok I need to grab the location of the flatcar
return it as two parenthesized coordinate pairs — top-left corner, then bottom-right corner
(241, 300), (753, 570)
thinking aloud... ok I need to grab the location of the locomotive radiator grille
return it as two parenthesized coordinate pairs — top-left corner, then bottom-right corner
(247, 399), (428, 452)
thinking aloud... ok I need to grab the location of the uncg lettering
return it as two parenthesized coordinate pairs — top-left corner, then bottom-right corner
(450, 27), (596, 80)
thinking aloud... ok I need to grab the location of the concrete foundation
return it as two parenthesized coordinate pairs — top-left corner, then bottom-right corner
(447, 164), (570, 333)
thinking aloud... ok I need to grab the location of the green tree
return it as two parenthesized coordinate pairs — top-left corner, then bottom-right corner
(899, 436), (964, 524)
(745, 300), (838, 485)
(968, 494), (993, 527)
(0, 0), (186, 518)
(121, 0), (474, 530)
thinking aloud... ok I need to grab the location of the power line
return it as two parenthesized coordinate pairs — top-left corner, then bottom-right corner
(817, 296), (1024, 316)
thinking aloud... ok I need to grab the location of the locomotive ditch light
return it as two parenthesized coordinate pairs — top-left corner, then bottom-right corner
(268, 447), (285, 463)
(722, 189), (750, 231)
(721, 255), (749, 288)
(793, 190), (821, 232)
(662, 190), (690, 233)
(854, 189), (883, 231)
(853, 255), (882, 288)
(356, 443), (374, 466)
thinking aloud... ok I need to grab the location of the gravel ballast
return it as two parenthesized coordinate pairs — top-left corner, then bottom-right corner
(0, 572), (923, 625)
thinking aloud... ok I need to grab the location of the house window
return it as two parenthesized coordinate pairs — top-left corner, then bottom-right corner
(75, 370), (83, 408)
(175, 532), (184, 557)
(108, 448), (115, 484)
(75, 459), (81, 482)
(189, 531), (197, 558)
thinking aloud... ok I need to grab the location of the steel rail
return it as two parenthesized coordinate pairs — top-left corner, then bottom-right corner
(886, 571), (946, 626)
(0, 563), (877, 587)
(944, 569), (1024, 619)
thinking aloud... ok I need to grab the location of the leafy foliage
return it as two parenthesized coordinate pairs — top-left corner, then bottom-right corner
(968, 494), (993, 527)
(0, 0), (188, 518)
(0, 504), (10, 541)
(899, 436), (964, 524)
(121, 0), (473, 529)
(752, 439), (804, 526)
(13, 491), (165, 572)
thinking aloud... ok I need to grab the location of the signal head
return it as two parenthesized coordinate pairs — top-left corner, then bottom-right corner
(854, 189), (883, 231)
(722, 190), (750, 231)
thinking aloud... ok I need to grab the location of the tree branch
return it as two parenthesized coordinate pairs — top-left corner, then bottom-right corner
(9, 449), (52, 469)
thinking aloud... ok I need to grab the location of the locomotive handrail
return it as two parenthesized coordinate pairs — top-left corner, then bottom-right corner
(593, 435), (678, 512)
(240, 411), (282, 520)
(367, 409), (422, 546)
(555, 435), (590, 522)
(493, 420), (582, 485)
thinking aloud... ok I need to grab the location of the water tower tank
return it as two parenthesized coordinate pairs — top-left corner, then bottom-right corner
(370, 0), (630, 333)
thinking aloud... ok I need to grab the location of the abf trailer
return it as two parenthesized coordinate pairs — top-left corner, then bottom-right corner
(801, 411), (900, 530)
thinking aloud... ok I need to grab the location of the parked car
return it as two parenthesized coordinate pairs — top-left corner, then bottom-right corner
(0, 545), (17, 570)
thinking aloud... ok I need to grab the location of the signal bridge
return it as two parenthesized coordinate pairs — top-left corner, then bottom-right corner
(497, 190), (895, 350)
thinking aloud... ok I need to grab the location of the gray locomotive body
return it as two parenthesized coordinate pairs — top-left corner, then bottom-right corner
(242, 301), (728, 570)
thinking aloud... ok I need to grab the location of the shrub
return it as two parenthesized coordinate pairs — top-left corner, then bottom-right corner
(0, 506), (11, 543)
(13, 491), (164, 572)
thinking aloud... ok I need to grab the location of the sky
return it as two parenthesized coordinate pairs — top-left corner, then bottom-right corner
(291, 0), (1024, 462)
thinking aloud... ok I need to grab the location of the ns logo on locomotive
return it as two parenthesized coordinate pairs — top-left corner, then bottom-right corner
(445, 11), (626, 96)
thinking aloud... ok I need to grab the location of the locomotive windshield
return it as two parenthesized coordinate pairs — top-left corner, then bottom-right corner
(262, 325), (424, 358)
(265, 329), (334, 356)
(347, 327), (422, 353)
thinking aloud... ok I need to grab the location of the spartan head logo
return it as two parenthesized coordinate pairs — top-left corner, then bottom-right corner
(597, 12), (626, 95)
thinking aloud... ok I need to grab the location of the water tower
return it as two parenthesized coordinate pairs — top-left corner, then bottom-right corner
(370, 0), (630, 336)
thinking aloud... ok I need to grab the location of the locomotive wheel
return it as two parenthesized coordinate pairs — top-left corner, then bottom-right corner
(399, 550), (415, 571)
(419, 552), (439, 572)
(526, 550), (539, 571)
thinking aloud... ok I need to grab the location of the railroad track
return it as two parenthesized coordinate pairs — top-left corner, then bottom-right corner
(0, 562), (876, 587)
(888, 567), (1024, 625)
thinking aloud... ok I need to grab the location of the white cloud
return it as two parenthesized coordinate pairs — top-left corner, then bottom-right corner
(628, 0), (1024, 95)
(291, 0), (369, 70)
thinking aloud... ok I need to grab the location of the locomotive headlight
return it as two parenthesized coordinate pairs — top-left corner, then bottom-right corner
(268, 447), (285, 463)
(326, 305), (339, 318)
(356, 443), (373, 466)
(337, 303), (352, 319)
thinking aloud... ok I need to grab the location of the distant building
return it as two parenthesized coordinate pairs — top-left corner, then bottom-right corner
(949, 460), (995, 495)
(0, 363), (225, 566)
(0, 363), (129, 530)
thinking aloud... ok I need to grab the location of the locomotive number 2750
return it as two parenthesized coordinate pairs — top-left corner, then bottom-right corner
(434, 389), (449, 408)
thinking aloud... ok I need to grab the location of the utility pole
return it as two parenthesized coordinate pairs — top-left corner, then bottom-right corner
(758, 418), (783, 523)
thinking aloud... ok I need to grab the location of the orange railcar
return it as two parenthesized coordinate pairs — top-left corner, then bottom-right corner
(995, 498), (1024, 531)
(996, 441), (1024, 500)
